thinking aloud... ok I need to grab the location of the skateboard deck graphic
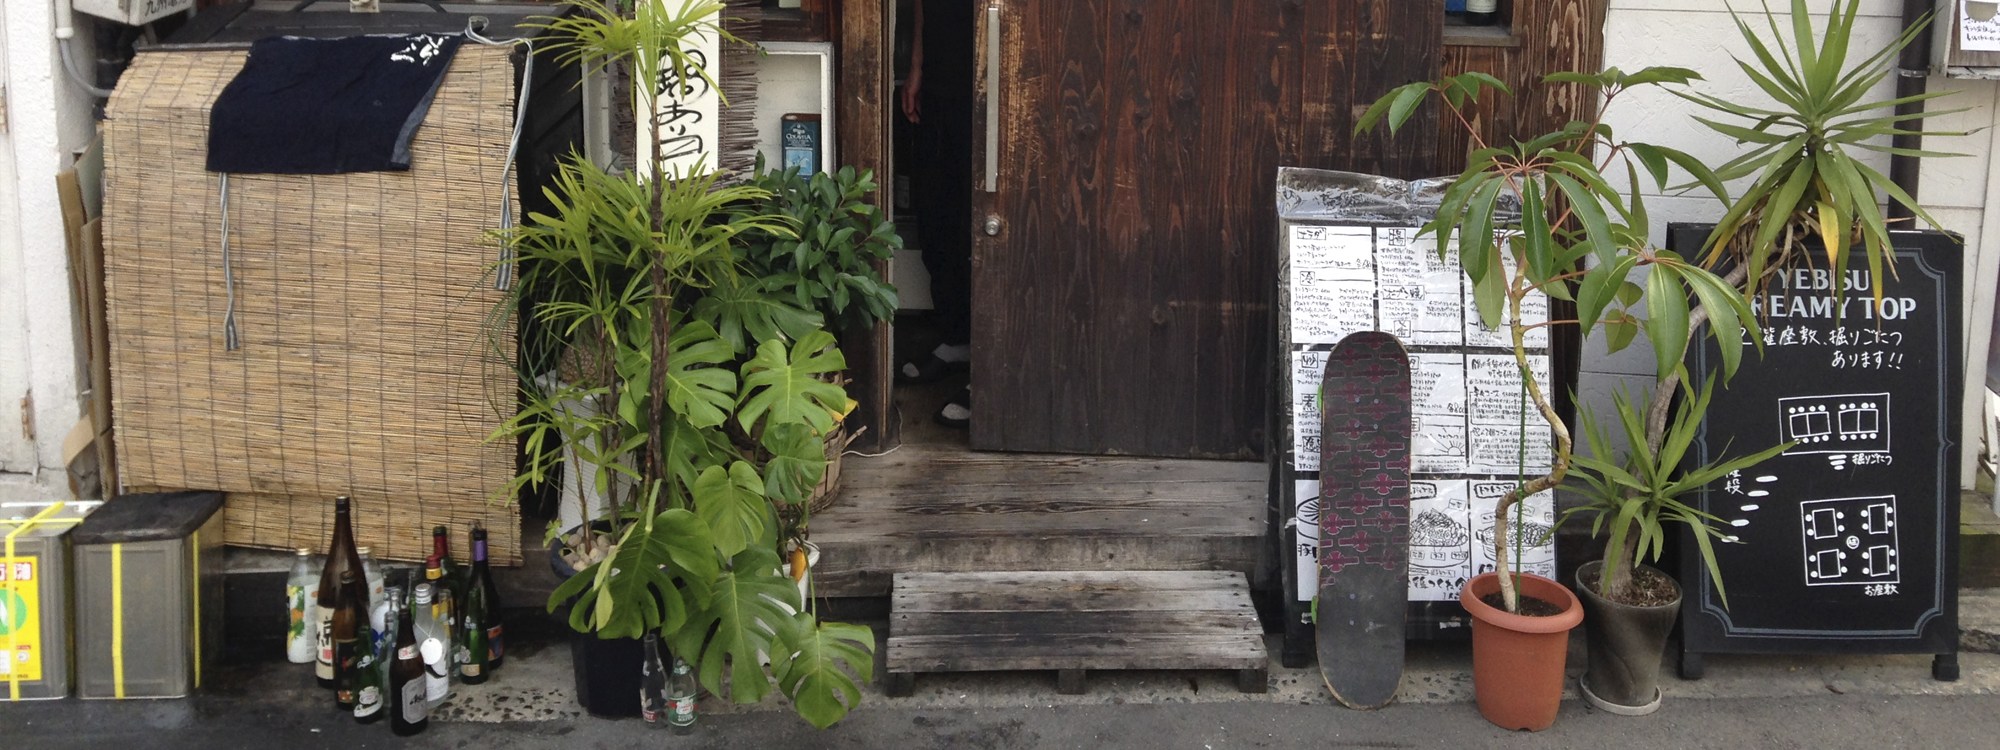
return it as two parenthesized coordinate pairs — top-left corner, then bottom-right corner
(1315, 331), (1412, 709)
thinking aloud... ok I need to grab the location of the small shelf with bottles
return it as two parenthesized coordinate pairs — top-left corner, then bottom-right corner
(1445, 0), (1521, 48)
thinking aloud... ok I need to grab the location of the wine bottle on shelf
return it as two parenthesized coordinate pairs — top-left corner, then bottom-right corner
(1466, 0), (1498, 26)
(390, 592), (429, 736)
(286, 548), (316, 664)
(331, 570), (364, 710)
(316, 496), (363, 688)
(468, 523), (504, 671)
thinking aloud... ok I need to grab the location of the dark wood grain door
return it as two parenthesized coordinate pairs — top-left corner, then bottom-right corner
(970, 0), (1439, 458)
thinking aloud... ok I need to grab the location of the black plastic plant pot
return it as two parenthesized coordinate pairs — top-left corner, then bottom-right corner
(551, 525), (644, 718)
(1575, 560), (1682, 716)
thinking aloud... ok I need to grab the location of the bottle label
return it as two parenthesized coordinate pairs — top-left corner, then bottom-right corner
(400, 677), (429, 722)
(422, 638), (449, 701)
(398, 645), (419, 661)
(1467, 0), (1496, 12)
(286, 585), (312, 660)
(669, 697), (695, 726)
(355, 686), (383, 718)
(461, 662), (482, 678)
(487, 624), (504, 662)
(315, 613), (335, 677)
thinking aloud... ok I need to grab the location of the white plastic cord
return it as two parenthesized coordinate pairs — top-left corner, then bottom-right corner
(466, 18), (534, 290)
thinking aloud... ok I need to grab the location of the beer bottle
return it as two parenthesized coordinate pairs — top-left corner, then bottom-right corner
(640, 632), (667, 725)
(315, 496), (363, 687)
(389, 593), (429, 736)
(330, 571), (363, 710)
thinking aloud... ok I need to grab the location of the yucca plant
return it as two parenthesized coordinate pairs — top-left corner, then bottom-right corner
(1564, 378), (1793, 606)
(1681, 0), (1971, 308)
(489, 0), (874, 728)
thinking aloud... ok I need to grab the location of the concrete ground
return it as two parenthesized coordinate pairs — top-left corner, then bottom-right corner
(10, 588), (2000, 749)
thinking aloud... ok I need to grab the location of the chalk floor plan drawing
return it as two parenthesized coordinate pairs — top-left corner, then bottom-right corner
(1800, 495), (1900, 587)
(1781, 393), (1891, 455)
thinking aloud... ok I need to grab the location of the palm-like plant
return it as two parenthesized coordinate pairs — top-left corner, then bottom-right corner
(490, 0), (873, 728)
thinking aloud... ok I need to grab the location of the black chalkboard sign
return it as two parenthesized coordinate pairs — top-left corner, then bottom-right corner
(1670, 225), (1961, 681)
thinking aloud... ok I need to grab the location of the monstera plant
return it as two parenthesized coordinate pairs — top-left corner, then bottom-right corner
(491, 0), (873, 728)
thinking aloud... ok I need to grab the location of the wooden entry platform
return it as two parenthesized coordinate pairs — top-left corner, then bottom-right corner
(809, 447), (1266, 597)
(884, 571), (1268, 696)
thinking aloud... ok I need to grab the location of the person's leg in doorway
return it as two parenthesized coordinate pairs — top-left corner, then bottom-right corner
(900, 0), (976, 427)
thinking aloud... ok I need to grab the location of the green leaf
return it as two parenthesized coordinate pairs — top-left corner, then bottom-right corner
(549, 504), (718, 640)
(667, 549), (801, 705)
(761, 424), (829, 505)
(1547, 172), (1616, 267)
(658, 320), (739, 429)
(688, 277), (826, 354)
(1682, 266), (1745, 379)
(1644, 264), (1691, 380)
(739, 330), (849, 435)
(773, 618), (877, 729)
(1386, 82), (1432, 133)
(693, 461), (773, 558)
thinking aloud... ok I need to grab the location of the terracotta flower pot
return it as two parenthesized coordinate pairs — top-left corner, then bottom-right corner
(1460, 571), (1584, 731)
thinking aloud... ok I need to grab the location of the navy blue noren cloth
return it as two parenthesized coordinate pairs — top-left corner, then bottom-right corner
(206, 33), (465, 175)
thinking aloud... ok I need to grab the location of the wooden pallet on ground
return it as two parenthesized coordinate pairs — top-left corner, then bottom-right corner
(885, 570), (1268, 696)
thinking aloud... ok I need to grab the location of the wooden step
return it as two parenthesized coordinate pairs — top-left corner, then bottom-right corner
(813, 448), (1265, 597)
(884, 570), (1269, 696)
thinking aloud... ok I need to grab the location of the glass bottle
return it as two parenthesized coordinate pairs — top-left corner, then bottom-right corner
(390, 594), (429, 736)
(1466, 0), (1497, 26)
(640, 633), (667, 725)
(330, 570), (363, 710)
(667, 654), (697, 734)
(470, 524), (504, 671)
(285, 548), (316, 664)
(412, 583), (452, 709)
(357, 545), (387, 610)
(315, 496), (363, 688)
(352, 593), (386, 724)
(424, 552), (457, 673)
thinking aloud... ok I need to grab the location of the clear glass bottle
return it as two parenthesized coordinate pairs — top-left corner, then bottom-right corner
(357, 545), (387, 610)
(640, 633), (667, 725)
(667, 654), (697, 734)
(411, 583), (452, 710)
(285, 548), (317, 664)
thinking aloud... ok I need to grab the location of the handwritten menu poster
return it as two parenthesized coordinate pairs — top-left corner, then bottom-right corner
(1282, 224), (1556, 604)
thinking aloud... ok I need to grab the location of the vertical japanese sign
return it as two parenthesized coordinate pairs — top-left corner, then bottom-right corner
(0, 558), (42, 682)
(636, 0), (722, 179)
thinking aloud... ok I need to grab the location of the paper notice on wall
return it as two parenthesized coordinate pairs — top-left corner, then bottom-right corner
(1290, 350), (1330, 473)
(1411, 354), (1468, 474)
(1375, 227), (1464, 347)
(1408, 480), (1472, 601)
(1470, 483), (1557, 580)
(1290, 225), (1375, 345)
(1963, 2), (2000, 52)
(1295, 479), (1321, 600)
(1464, 280), (1549, 349)
(1465, 354), (1554, 473)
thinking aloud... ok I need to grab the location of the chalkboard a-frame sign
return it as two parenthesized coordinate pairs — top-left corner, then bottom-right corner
(1670, 224), (1962, 682)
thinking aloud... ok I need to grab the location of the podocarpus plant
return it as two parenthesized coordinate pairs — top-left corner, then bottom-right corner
(491, 0), (873, 728)
(1359, 67), (1758, 614)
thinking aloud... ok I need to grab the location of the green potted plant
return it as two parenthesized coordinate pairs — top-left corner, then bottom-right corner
(1359, 63), (1754, 729)
(491, 0), (873, 728)
(1559, 0), (1968, 715)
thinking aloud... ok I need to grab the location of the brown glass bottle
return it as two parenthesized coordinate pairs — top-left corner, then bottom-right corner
(390, 593), (429, 736)
(315, 496), (363, 688)
(330, 571), (363, 709)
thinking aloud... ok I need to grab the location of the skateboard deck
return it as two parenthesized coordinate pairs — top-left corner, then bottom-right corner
(1315, 331), (1412, 709)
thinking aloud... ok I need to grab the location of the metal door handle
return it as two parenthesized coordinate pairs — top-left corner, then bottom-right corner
(984, 3), (1001, 193)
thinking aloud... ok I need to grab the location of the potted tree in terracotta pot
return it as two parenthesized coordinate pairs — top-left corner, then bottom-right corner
(1359, 65), (1755, 730)
(1560, 0), (1967, 716)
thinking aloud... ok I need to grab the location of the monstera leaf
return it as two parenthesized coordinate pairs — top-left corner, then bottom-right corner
(692, 461), (773, 557)
(738, 330), (847, 436)
(548, 504), (718, 640)
(665, 547), (801, 704)
(688, 276), (824, 355)
(772, 618), (876, 729)
(759, 424), (828, 506)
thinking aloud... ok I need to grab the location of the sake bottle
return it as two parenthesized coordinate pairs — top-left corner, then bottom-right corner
(316, 496), (362, 688)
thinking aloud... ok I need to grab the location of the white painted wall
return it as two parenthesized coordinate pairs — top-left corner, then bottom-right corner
(1590, 0), (1997, 488)
(0, 5), (100, 502)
